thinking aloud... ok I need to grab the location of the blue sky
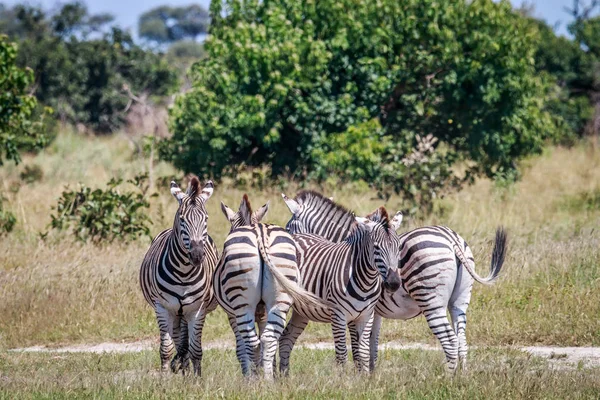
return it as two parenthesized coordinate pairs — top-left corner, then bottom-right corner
(2, 0), (588, 37)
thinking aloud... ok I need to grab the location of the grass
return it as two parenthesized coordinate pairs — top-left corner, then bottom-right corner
(1, 348), (599, 399)
(0, 129), (599, 352)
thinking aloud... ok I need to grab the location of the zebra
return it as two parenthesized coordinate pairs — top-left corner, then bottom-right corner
(139, 177), (218, 376)
(278, 192), (401, 374)
(214, 195), (330, 379)
(281, 190), (507, 373)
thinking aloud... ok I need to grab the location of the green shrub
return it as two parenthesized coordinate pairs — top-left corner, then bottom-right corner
(0, 195), (16, 235)
(562, 188), (600, 212)
(48, 174), (154, 243)
(20, 164), (44, 184)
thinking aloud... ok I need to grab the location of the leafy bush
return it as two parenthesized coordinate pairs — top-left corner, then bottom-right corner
(0, 194), (16, 235)
(48, 174), (154, 243)
(20, 164), (44, 184)
(165, 0), (558, 211)
(0, 35), (51, 165)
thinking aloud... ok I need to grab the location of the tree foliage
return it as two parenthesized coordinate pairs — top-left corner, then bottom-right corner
(138, 4), (209, 44)
(0, 35), (50, 165)
(0, 2), (179, 133)
(165, 0), (557, 209)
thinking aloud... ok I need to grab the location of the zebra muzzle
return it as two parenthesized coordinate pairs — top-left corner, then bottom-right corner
(189, 240), (205, 266)
(383, 272), (401, 292)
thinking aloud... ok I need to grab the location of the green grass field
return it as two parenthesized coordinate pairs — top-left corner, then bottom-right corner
(1, 348), (599, 399)
(1, 130), (599, 398)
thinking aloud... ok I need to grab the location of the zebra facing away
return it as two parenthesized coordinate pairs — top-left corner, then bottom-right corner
(214, 195), (330, 379)
(281, 190), (507, 373)
(139, 177), (218, 376)
(278, 191), (402, 374)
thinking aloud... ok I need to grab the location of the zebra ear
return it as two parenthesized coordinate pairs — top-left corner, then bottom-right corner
(253, 201), (269, 223)
(391, 211), (403, 231)
(282, 193), (301, 215)
(199, 180), (214, 201)
(221, 201), (237, 223)
(355, 216), (376, 232)
(170, 181), (185, 204)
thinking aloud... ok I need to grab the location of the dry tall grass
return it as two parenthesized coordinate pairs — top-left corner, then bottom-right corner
(0, 130), (599, 349)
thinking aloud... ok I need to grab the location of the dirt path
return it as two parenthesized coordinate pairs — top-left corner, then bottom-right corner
(10, 340), (600, 369)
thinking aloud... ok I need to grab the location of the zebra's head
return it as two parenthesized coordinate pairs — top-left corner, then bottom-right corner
(357, 207), (402, 293)
(221, 194), (269, 231)
(170, 177), (214, 267)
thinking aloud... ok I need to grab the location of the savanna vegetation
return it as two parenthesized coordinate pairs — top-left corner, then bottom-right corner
(1, 0), (600, 398)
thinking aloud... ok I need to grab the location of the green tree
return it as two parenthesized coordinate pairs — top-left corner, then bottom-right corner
(138, 4), (209, 44)
(0, 35), (49, 165)
(165, 0), (557, 208)
(1, 2), (179, 133)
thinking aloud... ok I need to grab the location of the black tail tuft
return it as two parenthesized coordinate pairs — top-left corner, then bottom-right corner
(490, 226), (508, 280)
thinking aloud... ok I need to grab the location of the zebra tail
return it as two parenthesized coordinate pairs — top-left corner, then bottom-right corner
(455, 227), (507, 286)
(255, 227), (334, 310)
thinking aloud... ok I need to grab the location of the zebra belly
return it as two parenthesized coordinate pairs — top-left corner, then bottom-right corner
(375, 288), (421, 320)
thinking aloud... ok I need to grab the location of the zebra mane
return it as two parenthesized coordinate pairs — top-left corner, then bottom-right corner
(294, 190), (357, 236)
(365, 206), (393, 234)
(186, 176), (201, 199)
(239, 194), (253, 225)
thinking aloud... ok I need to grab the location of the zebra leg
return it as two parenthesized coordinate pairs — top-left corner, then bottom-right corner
(170, 315), (188, 374)
(450, 298), (471, 371)
(187, 308), (208, 377)
(278, 310), (309, 376)
(236, 311), (261, 377)
(154, 303), (175, 372)
(227, 313), (246, 372)
(331, 310), (348, 366)
(255, 305), (269, 372)
(425, 310), (459, 373)
(369, 313), (383, 372)
(260, 305), (288, 380)
(348, 321), (359, 369)
(352, 312), (374, 373)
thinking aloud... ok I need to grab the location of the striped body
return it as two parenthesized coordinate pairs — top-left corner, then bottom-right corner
(281, 190), (506, 373)
(139, 178), (217, 376)
(214, 221), (327, 379)
(279, 192), (400, 374)
(140, 230), (218, 316)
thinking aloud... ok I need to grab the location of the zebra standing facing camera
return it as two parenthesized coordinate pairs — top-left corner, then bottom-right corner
(139, 177), (218, 376)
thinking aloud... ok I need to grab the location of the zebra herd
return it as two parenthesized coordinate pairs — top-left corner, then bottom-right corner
(140, 177), (507, 379)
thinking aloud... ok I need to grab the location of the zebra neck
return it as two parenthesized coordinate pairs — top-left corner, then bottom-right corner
(348, 232), (380, 288)
(166, 232), (197, 275)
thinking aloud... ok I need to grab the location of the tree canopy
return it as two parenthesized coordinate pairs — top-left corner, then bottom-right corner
(0, 1), (179, 133)
(0, 36), (49, 165)
(138, 4), (209, 44)
(164, 0), (559, 209)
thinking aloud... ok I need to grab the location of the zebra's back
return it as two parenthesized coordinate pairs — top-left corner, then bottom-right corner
(214, 224), (299, 315)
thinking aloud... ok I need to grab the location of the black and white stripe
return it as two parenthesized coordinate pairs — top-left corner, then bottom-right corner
(139, 177), (218, 376)
(214, 195), (329, 379)
(281, 190), (507, 373)
(279, 191), (401, 374)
